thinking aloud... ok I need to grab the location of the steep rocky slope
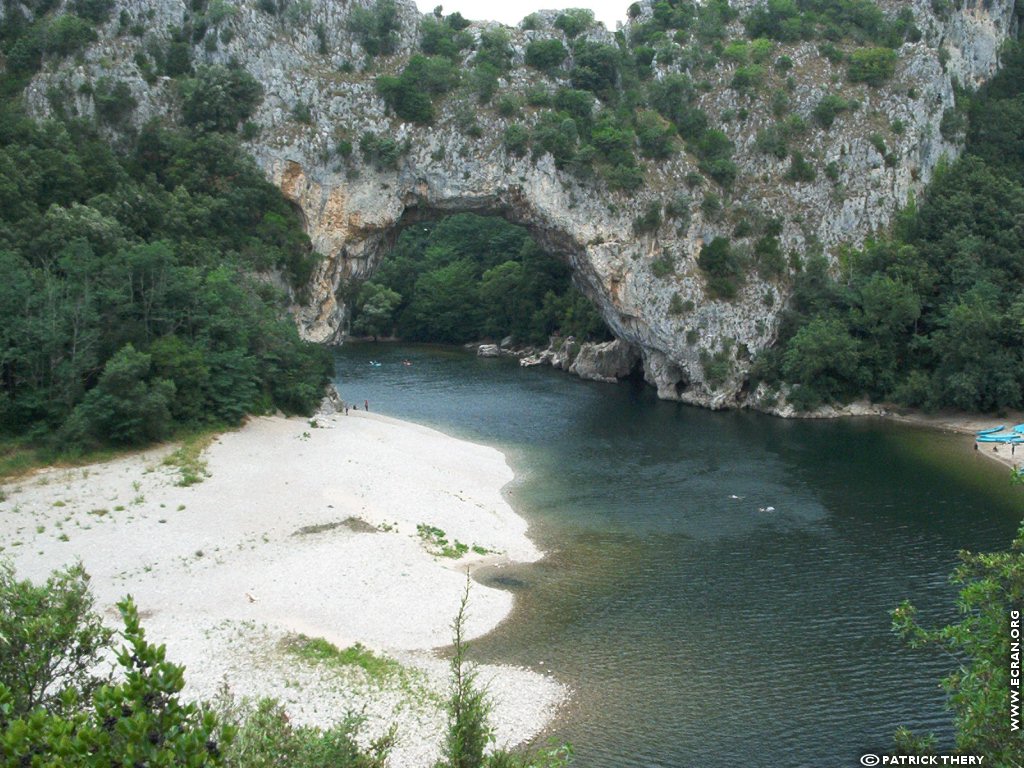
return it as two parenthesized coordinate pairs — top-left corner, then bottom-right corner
(26, 0), (1020, 408)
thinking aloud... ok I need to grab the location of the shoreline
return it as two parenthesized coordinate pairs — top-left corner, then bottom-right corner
(882, 408), (1024, 474)
(0, 410), (566, 766)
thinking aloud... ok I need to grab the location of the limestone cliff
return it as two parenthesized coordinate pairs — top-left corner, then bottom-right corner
(25, 0), (1020, 409)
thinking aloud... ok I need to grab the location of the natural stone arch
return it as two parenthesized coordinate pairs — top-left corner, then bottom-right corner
(272, 158), (631, 345)
(267, 154), (762, 408)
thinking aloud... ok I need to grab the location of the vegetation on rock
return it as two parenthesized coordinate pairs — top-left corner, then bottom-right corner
(756, 42), (1024, 412)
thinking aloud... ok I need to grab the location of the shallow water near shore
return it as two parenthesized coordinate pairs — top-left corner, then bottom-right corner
(335, 343), (1021, 767)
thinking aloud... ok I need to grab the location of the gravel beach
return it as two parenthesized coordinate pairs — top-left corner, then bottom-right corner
(0, 410), (565, 766)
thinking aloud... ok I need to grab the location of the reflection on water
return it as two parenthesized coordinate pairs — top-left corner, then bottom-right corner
(335, 343), (1021, 768)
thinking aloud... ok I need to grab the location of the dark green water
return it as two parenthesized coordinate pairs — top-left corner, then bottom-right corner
(334, 343), (1022, 768)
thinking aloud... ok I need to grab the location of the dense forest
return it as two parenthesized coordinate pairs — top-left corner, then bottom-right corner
(0, 0), (332, 454)
(755, 41), (1024, 412)
(348, 214), (611, 345)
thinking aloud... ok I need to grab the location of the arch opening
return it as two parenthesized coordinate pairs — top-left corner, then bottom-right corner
(344, 211), (613, 350)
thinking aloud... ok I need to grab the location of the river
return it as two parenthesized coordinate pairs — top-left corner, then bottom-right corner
(334, 342), (1021, 767)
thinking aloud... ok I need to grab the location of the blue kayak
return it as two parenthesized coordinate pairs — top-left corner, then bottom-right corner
(977, 434), (1024, 443)
(976, 426), (1005, 435)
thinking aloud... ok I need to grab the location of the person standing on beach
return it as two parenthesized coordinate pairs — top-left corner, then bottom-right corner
(365, 399), (369, 411)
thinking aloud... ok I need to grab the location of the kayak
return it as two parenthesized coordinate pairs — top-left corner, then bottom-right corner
(976, 426), (1005, 435)
(976, 434), (1024, 443)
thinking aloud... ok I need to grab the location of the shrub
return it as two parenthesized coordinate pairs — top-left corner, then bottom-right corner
(633, 201), (663, 234)
(376, 55), (457, 124)
(848, 47), (897, 86)
(755, 125), (789, 159)
(651, 253), (675, 278)
(1, 595), (226, 766)
(526, 38), (568, 73)
(73, 0), (115, 24)
(701, 192), (722, 218)
(813, 93), (855, 128)
(701, 348), (732, 389)
(531, 111), (579, 168)
(471, 63), (499, 103)
(503, 123), (530, 156)
(819, 41), (845, 63)
(420, 14), (473, 59)
(45, 15), (98, 58)
(591, 114), (635, 167)
(163, 40), (193, 76)
(570, 40), (622, 99)
(601, 163), (644, 191)
(554, 8), (593, 38)
(92, 77), (136, 126)
(554, 88), (594, 123)
(476, 28), (513, 71)
(180, 64), (264, 133)
(731, 64), (765, 94)
(347, 0), (400, 57)
(723, 40), (749, 62)
(749, 37), (774, 62)
(526, 86), (553, 107)
(698, 236), (745, 299)
(376, 75), (432, 123)
(635, 109), (676, 159)
(521, 12), (542, 30)
(665, 194), (690, 220)
(496, 95), (520, 117)
(754, 234), (786, 278)
(360, 132), (404, 170)
(291, 100), (313, 124)
(786, 151), (816, 182)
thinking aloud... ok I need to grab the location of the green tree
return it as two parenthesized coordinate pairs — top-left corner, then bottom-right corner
(68, 343), (175, 445)
(525, 39), (568, 74)
(439, 580), (492, 768)
(892, 523), (1024, 764)
(781, 316), (862, 408)
(352, 283), (402, 339)
(698, 237), (745, 299)
(347, 0), (401, 57)
(848, 47), (897, 86)
(0, 563), (111, 718)
(0, 597), (228, 767)
(553, 8), (593, 39)
(180, 64), (264, 133)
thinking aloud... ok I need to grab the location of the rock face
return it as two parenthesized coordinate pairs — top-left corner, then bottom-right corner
(26, 0), (1019, 410)
(569, 340), (641, 383)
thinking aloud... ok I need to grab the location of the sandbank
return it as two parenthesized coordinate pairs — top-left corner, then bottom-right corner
(0, 410), (565, 766)
(884, 408), (1024, 473)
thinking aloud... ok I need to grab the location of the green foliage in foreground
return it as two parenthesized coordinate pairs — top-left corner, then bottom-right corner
(892, 520), (1024, 764)
(437, 579), (574, 768)
(0, 564), (572, 768)
(1, 590), (225, 767)
(349, 214), (610, 345)
(758, 43), (1024, 412)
